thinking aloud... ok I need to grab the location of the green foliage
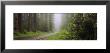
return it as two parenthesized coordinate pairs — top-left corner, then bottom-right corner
(14, 32), (21, 36)
(14, 31), (49, 40)
(48, 30), (70, 40)
(65, 13), (97, 40)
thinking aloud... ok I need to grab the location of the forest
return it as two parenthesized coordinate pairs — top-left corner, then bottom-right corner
(14, 13), (97, 40)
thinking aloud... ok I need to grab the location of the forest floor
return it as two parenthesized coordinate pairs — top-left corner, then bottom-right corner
(14, 32), (58, 40)
(32, 32), (58, 40)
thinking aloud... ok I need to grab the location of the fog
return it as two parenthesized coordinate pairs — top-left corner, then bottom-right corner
(53, 14), (63, 32)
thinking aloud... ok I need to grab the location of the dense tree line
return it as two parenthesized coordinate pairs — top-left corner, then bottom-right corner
(61, 13), (97, 40)
(14, 13), (54, 33)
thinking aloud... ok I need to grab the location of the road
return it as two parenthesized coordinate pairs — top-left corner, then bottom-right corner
(32, 32), (58, 40)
